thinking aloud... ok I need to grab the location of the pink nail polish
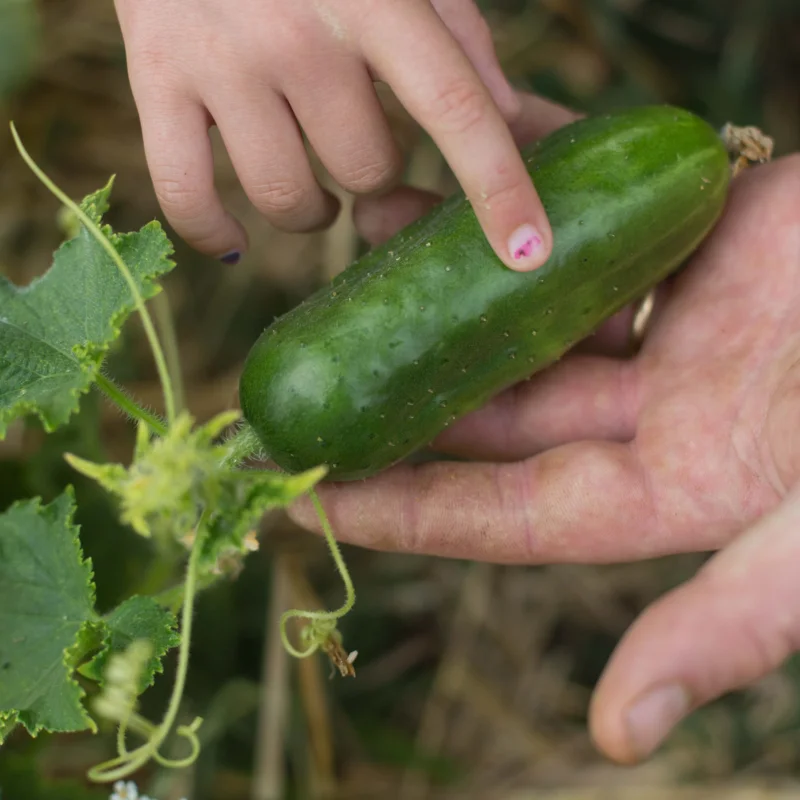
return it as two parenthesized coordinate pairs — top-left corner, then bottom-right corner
(508, 224), (543, 268)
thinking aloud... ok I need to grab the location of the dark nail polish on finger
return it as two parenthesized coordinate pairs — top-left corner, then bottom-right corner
(220, 250), (241, 265)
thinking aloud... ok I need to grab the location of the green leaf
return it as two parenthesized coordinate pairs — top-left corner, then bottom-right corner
(0, 178), (175, 438)
(79, 596), (180, 693)
(0, 710), (19, 745)
(66, 411), (240, 540)
(201, 466), (327, 573)
(78, 180), (113, 225)
(67, 411), (326, 577)
(0, 489), (100, 736)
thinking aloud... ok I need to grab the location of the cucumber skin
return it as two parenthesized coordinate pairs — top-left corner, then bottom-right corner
(240, 105), (730, 481)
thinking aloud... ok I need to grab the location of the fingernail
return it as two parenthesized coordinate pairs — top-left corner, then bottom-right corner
(219, 250), (242, 265)
(625, 684), (689, 759)
(507, 224), (544, 270)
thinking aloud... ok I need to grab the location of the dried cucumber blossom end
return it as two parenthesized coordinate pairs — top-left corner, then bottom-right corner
(721, 123), (775, 177)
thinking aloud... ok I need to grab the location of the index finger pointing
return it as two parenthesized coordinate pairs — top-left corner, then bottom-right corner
(361, 3), (552, 271)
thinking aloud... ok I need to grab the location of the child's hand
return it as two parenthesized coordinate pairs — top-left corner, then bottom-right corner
(114, 0), (552, 270)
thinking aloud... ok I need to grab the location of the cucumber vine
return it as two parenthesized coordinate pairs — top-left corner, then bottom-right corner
(0, 123), (357, 785)
(280, 491), (358, 678)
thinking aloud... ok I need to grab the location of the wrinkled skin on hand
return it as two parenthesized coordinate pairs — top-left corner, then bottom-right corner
(290, 93), (800, 765)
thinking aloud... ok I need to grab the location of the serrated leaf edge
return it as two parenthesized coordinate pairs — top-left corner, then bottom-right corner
(0, 205), (175, 439)
(0, 488), (100, 737)
(78, 596), (181, 694)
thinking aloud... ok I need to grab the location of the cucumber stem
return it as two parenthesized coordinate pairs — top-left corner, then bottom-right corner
(95, 374), (168, 437)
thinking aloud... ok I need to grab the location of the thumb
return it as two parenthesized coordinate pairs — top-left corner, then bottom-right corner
(589, 486), (800, 764)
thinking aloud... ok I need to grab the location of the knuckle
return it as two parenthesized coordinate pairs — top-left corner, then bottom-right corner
(131, 44), (170, 73)
(397, 471), (428, 555)
(339, 156), (398, 194)
(129, 44), (186, 88)
(735, 611), (798, 681)
(247, 178), (310, 217)
(429, 79), (489, 135)
(153, 173), (207, 221)
(696, 569), (800, 688)
(476, 165), (526, 213)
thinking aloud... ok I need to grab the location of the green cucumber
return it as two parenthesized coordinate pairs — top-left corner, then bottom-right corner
(240, 105), (730, 481)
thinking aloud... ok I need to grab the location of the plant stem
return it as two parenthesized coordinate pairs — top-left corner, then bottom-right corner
(279, 489), (356, 658)
(87, 516), (206, 783)
(310, 490), (355, 621)
(150, 516), (204, 755)
(153, 290), (185, 415)
(95, 374), (168, 437)
(222, 423), (262, 468)
(9, 122), (178, 426)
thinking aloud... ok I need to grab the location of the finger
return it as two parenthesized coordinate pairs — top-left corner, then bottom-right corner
(289, 440), (673, 563)
(134, 91), (248, 260)
(362, 5), (552, 272)
(574, 280), (675, 359)
(353, 186), (444, 245)
(430, 355), (637, 460)
(574, 306), (637, 357)
(352, 91), (584, 247)
(207, 89), (340, 233)
(431, 0), (520, 120)
(508, 92), (583, 147)
(286, 61), (404, 196)
(590, 487), (800, 765)
(351, 92), (583, 253)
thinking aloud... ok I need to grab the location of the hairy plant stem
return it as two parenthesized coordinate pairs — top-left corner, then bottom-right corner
(87, 516), (207, 782)
(95, 374), (168, 437)
(280, 489), (355, 658)
(153, 290), (185, 415)
(222, 423), (263, 468)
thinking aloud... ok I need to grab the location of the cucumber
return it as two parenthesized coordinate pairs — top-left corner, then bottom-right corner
(240, 105), (730, 481)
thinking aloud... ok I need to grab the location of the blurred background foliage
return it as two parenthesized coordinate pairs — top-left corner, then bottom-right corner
(0, 0), (39, 100)
(0, 1), (799, 798)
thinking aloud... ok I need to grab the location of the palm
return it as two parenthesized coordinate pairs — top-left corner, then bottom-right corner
(593, 155), (800, 557)
(295, 155), (800, 566)
(288, 101), (800, 767)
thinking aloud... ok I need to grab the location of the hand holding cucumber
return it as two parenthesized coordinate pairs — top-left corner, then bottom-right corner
(288, 95), (800, 766)
(113, 0), (552, 270)
(115, 0), (800, 768)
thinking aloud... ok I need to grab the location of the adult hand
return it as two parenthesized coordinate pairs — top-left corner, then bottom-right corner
(114, 0), (552, 270)
(290, 92), (800, 765)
